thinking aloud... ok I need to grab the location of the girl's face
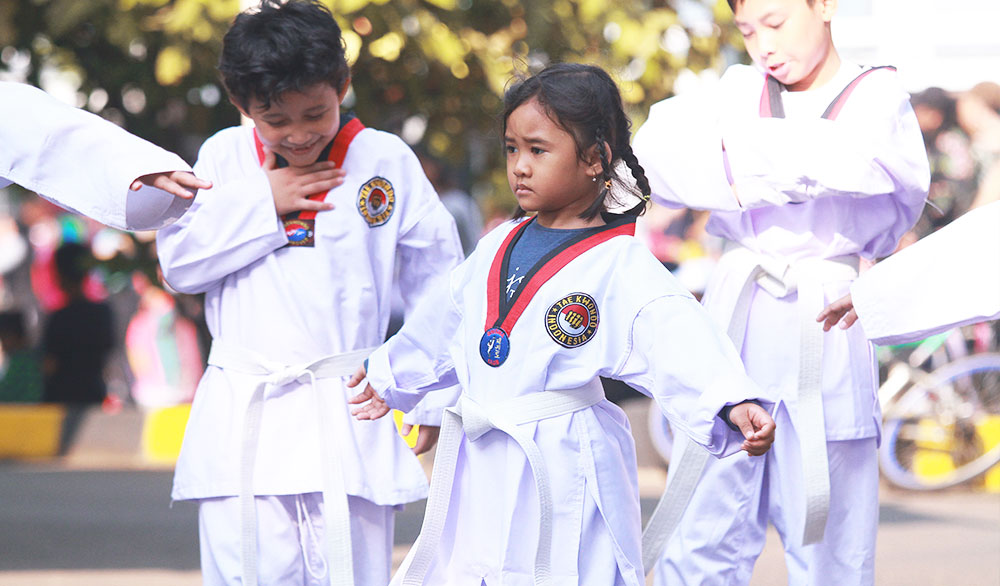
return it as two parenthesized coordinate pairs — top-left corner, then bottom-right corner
(504, 98), (602, 229)
(237, 82), (347, 168)
(734, 0), (839, 92)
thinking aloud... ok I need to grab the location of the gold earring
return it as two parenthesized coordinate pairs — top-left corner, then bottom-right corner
(604, 179), (612, 190)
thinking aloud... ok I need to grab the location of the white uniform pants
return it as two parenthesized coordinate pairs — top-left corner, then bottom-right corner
(198, 493), (395, 586)
(655, 403), (878, 586)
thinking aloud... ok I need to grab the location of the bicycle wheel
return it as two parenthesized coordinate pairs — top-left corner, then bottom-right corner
(879, 353), (1000, 491)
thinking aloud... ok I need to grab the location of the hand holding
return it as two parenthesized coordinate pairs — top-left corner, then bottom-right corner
(262, 148), (345, 216)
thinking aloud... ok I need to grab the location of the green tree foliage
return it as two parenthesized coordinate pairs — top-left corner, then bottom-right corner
(0, 0), (742, 216)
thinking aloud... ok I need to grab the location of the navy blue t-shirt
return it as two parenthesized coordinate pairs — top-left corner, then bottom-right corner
(505, 221), (591, 301)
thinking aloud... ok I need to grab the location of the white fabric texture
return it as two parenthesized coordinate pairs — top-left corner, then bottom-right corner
(198, 493), (395, 586)
(852, 201), (1000, 345)
(0, 81), (195, 230)
(655, 405), (878, 586)
(157, 123), (463, 505)
(366, 219), (763, 585)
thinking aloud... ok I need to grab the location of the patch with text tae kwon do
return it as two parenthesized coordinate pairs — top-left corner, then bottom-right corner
(357, 177), (395, 227)
(545, 293), (599, 348)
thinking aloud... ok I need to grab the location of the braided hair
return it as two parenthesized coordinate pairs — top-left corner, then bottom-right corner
(502, 62), (651, 220)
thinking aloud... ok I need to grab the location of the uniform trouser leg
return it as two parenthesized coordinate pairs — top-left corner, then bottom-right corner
(767, 413), (878, 586)
(198, 492), (395, 585)
(653, 403), (879, 586)
(653, 433), (768, 586)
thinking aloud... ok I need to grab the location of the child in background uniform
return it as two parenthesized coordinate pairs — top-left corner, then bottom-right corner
(155, 1), (463, 584)
(632, 0), (930, 584)
(347, 63), (775, 586)
(0, 82), (210, 231)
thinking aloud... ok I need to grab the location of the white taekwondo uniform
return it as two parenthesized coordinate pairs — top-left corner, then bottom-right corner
(156, 118), (463, 585)
(633, 62), (930, 585)
(365, 215), (764, 586)
(0, 81), (195, 230)
(852, 201), (1000, 346)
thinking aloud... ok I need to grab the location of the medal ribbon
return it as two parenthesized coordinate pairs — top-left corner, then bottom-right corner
(484, 216), (636, 335)
(253, 116), (365, 221)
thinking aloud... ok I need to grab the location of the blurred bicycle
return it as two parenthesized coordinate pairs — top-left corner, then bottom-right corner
(876, 322), (1000, 491)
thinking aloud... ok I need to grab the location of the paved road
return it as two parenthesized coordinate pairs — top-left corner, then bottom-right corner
(0, 462), (997, 585)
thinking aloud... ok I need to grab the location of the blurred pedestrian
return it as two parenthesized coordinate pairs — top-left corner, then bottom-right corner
(0, 309), (43, 403)
(41, 242), (114, 405)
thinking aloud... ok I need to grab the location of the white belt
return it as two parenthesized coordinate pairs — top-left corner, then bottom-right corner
(207, 341), (376, 586)
(398, 379), (606, 586)
(642, 248), (859, 574)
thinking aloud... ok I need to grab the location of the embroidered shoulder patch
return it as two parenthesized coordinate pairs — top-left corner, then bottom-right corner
(545, 293), (599, 348)
(357, 177), (395, 227)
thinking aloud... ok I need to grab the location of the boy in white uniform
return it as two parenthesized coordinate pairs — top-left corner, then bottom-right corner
(0, 82), (210, 230)
(632, 0), (930, 584)
(155, 2), (463, 584)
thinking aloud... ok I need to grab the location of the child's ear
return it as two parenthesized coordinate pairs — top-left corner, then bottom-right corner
(817, 0), (837, 22)
(585, 142), (612, 176)
(338, 77), (352, 104)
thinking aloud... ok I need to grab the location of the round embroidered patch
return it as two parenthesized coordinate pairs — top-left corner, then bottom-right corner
(357, 177), (395, 227)
(545, 293), (599, 348)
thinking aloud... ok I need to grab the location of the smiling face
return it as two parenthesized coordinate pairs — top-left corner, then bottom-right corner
(733, 0), (839, 92)
(504, 97), (602, 228)
(238, 82), (347, 168)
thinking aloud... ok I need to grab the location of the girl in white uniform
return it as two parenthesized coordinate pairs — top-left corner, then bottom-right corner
(156, 2), (463, 585)
(348, 63), (776, 586)
(0, 81), (209, 230)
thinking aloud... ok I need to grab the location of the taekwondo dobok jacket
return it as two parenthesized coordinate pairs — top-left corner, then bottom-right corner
(0, 82), (194, 230)
(852, 201), (1000, 346)
(157, 122), (463, 504)
(366, 216), (762, 585)
(634, 62), (931, 440)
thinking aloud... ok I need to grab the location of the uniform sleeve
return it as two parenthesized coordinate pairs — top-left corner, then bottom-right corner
(379, 148), (465, 424)
(612, 294), (769, 458)
(0, 82), (196, 231)
(365, 258), (467, 416)
(722, 70), (930, 216)
(155, 135), (289, 294)
(851, 202), (1000, 345)
(632, 91), (743, 212)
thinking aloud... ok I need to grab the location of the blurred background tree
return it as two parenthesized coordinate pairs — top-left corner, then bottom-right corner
(0, 0), (743, 220)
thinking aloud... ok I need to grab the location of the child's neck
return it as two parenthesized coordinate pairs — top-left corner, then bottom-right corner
(788, 46), (841, 92)
(534, 212), (605, 230)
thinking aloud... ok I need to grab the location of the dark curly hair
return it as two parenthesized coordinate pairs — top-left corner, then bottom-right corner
(219, 0), (350, 111)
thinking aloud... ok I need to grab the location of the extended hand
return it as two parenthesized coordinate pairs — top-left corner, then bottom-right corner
(401, 424), (440, 456)
(262, 148), (345, 216)
(729, 402), (776, 457)
(347, 364), (390, 420)
(131, 171), (212, 199)
(816, 294), (858, 332)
